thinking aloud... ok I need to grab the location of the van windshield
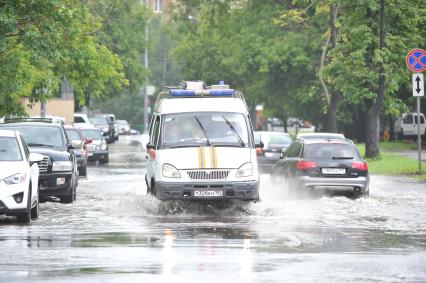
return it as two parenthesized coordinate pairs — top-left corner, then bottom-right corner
(162, 112), (250, 148)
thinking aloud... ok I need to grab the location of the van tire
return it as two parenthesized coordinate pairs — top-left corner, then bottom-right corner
(150, 180), (156, 196)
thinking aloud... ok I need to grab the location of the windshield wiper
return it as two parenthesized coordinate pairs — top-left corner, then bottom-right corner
(332, 156), (354, 160)
(193, 116), (210, 146)
(222, 116), (245, 147)
(167, 143), (202, 149)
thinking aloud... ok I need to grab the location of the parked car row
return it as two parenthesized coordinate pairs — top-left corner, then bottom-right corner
(74, 113), (134, 141)
(0, 116), (110, 223)
(256, 131), (369, 199)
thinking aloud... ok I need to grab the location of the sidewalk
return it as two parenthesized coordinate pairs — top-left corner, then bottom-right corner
(396, 150), (426, 161)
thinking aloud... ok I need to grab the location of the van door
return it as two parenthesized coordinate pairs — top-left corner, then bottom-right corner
(146, 115), (161, 185)
(402, 114), (415, 136)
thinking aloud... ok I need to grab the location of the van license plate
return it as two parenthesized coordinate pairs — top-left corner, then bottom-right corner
(194, 190), (223, 197)
(321, 168), (346, 175)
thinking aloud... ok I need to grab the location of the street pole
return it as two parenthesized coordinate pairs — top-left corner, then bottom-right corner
(142, 0), (149, 133)
(143, 23), (149, 133)
(416, 96), (422, 174)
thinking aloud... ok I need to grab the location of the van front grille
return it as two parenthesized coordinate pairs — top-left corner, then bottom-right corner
(187, 170), (230, 180)
(37, 157), (49, 173)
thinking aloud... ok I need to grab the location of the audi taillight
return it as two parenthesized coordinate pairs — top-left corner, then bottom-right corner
(352, 161), (368, 171)
(296, 160), (316, 170)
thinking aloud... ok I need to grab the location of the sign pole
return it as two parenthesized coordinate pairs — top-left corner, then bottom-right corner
(417, 96), (422, 174)
(406, 48), (425, 175)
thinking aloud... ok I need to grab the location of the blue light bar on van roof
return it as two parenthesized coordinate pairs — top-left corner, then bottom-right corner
(170, 88), (234, 97)
(208, 89), (234, 96)
(170, 90), (196, 96)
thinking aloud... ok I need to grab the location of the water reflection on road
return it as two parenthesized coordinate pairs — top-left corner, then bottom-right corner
(0, 136), (425, 282)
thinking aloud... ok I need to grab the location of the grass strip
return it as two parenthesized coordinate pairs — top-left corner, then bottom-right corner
(356, 142), (426, 180)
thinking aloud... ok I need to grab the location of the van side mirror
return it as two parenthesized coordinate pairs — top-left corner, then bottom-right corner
(140, 133), (150, 150)
(146, 143), (155, 150)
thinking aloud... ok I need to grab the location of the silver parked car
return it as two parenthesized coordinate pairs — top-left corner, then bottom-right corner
(254, 131), (292, 173)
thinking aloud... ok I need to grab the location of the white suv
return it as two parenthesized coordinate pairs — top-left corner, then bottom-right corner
(0, 130), (44, 223)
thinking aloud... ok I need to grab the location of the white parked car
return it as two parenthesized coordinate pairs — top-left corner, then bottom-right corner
(73, 113), (92, 128)
(0, 130), (44, 223)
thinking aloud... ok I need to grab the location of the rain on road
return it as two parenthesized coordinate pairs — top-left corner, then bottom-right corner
(0, 136), (425, 282)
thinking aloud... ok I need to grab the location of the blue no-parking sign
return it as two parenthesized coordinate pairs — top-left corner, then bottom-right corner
(406, 48), (426, 73)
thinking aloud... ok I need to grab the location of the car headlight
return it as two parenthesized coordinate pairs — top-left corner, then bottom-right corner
(52, 161), (72, 172)
(101, 143), (107, 150)
(162, 163), (181, 178)
(236, 162), (253, 178)
(3, 173), (26, 185)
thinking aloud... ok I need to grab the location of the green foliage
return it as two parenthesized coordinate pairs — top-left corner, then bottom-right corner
(171, 0), (426, 141)
(0, 0), (129, 115)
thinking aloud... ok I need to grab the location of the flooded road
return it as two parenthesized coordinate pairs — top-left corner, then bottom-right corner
(1, 136), (425, 282)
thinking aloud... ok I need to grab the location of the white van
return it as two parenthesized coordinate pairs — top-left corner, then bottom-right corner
(143, 82), (260, 201)
(394, 112), (426, 139)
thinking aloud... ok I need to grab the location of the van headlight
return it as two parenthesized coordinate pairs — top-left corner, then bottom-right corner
(162, 163), (181, 178)
(52, 161), (72, 172)
(3, 173), (26, 185)
(236, 162), (253, 177)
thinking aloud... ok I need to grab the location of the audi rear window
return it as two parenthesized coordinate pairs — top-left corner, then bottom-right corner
(304, 143), (361, 160)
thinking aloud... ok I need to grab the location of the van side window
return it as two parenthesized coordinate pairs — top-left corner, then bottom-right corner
(151, 116), (161, 147)
(286, 142), (301, 158)
(294, 143), (302, 158)
(415, 115), (425, 124)
(403, 115), (412, 124)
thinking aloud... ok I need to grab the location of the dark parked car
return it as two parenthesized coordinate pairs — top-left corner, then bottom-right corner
(254, 131), (292, 173)
(79, 127), (109, 164)
(0, 118), (79, 203)
(106, 114), (119, 141)
(64, 125), (90, 177)
(88, 115), (115, 144)
(271, 138), (369, 198)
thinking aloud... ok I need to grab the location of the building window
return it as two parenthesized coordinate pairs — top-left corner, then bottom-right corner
(154, 0), (162, 13)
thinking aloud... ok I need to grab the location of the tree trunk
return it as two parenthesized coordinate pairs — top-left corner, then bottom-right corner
(325, 3), (340, 133)
(326, 91), (338, 132)
(365, 0), (385, 158)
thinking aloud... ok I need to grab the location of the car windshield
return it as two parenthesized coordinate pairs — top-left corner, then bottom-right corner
(89, 117), (108, 125)
(304, 143), (361, 160)
(162, 112), (249, 148)
(0, 137), (22, 161)
(267, 133), (292, 145)
(81, 129), (103, 140)
(1, 126), (65, 148)
(66, 129), (81, 141)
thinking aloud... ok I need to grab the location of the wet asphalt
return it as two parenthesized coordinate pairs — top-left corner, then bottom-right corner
(0, 136), (425, 283)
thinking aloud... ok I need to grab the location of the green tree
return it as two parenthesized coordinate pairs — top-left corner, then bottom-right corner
(0, 0), (127, 116)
